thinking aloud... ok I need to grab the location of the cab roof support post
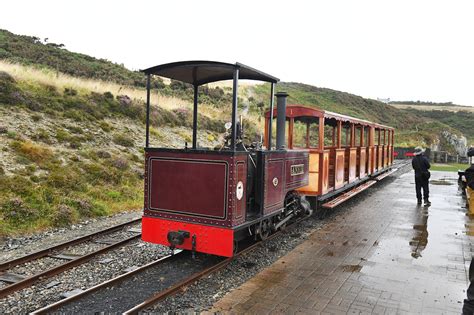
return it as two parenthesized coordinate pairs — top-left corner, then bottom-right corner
(145, 74), (151, 148)
(231, 67), (239, 151)
(268, 83), (275, 150)
(192, 85), (198, 149)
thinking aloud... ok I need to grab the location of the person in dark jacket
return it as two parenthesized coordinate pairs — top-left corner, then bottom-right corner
(466, 148), (474, 214)
(412, 146), (431, 206)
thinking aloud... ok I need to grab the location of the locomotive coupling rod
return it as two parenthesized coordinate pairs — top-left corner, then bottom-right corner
(274, 213), (295, 230)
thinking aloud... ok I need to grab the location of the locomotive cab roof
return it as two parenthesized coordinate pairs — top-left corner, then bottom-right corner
(142, 60), (279, 86)
(142, 60), (279, 151)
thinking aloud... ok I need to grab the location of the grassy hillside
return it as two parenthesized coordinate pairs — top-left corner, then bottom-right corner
(0, 63), (227, 236)
(402, 108), (474, 143)
(0, 29), (154, 87)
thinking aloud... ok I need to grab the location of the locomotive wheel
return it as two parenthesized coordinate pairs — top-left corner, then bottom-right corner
(258, 219), (271, 240)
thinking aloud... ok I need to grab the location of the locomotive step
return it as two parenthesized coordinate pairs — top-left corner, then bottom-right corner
(321, 180), (377, 209)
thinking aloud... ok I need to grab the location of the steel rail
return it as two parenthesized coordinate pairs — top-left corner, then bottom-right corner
(122, 217), (307, 315)
(0, 218), (142, 298)
(0, 234), (142, 299)
(31, 217), (306, 315)
(0, 218), (141, 271)
(30, 251), (184, 315)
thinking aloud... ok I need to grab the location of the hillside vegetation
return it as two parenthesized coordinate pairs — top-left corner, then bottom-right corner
(0, 62), (226, 236)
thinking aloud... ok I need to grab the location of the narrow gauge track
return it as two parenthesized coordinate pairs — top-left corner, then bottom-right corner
(31, 165), (407, 314)
(32, 217), (308, 315)
(0, 218), (141, 298)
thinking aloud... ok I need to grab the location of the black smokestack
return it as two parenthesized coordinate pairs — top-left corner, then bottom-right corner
(275, 92), (288, 150)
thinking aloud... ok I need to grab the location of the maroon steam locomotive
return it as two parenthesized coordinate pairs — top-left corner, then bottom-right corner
(141, 61), (311, 257)
(141, 61), (394, 257)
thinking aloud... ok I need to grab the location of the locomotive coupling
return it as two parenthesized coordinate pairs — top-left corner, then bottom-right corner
(167, 230), (190, 246)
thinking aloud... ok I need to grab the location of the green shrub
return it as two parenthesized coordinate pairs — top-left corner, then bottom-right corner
(55, 128), (71, 142)
(96, 150), (111, 159)
(99, 121), (112, 132)
(111, 157), (129, 170)
(113, 133), (134, 147)
(53, 204), (73, 227)
(32, 128), (52, 144)
(68, 125), (83, 134)
(31, 114), (42, 122)
(64, 88), (77, 96)
(1, 197), (37, 224)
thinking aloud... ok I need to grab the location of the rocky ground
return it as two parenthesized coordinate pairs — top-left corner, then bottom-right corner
(0, 106), (220, 177)
(0, 209), (171, 314)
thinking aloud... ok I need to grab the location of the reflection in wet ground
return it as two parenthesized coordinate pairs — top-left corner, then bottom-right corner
(410, 206), (429, 258)
(361, 171), (470, 313)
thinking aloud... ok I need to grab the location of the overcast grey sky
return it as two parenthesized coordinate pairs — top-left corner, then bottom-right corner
(1, 0), (473, 105)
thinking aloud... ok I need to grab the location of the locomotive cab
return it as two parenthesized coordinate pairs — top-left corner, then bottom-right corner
(141, 61), (310, 257)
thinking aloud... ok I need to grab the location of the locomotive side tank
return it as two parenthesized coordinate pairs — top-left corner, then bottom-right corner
(141, 61), (310, 257)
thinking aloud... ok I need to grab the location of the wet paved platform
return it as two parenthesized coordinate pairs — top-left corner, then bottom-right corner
(209, 170), (471, 314)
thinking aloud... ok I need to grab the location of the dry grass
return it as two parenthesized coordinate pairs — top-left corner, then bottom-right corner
(390, 103), (474, 112)
(0, 60), (188, 111)
(13, 140), (53, 163)
(0, 60), (265, 125)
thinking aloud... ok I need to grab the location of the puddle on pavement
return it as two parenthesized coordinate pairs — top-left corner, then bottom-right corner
(341, 264), (362, 272)
(430, 179), (454, 185)
(362, 172), (469, 277)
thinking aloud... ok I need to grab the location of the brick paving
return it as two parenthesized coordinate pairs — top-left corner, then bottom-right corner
(208, 171), (470, 314)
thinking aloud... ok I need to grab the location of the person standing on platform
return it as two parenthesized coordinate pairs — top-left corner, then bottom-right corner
(466, 147), (474, 214)
(412, 146), (431, 206)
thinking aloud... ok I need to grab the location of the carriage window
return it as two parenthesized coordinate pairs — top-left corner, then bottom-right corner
(355, 126), (362, 146)
(309, 121), (319, 148)
(364, 126), (370, 146)
(293, 120), (307, 148)
(341, 124), (351, 147)
(324, 126), (334, 147)
(376, 129), (381, 145)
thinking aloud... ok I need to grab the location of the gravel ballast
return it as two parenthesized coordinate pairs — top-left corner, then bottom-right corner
(145, 163), (411, 313)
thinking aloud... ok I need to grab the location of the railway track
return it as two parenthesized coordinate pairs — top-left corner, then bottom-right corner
(30, 166), (408, 314)
(0, 218), (142, 298)
(32, 217), (307, 314)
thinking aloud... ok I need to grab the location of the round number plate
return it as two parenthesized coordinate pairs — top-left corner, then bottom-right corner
(236, 181), (244, 200)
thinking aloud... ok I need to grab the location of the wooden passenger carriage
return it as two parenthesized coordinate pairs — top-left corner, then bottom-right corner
(264, 105), (395, 208)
